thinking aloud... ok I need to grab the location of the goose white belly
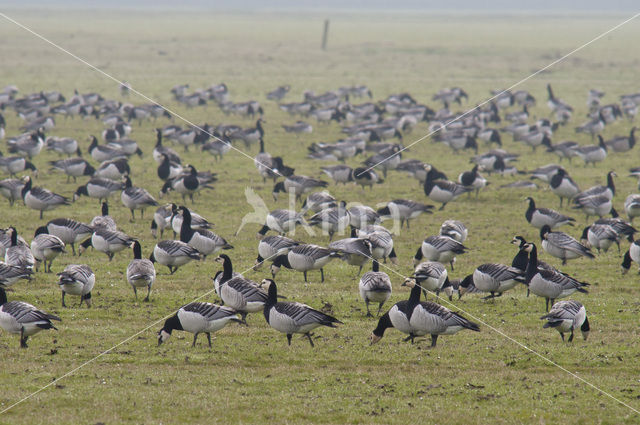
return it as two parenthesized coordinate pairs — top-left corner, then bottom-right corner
(86, 183), (116, 199)
(530, 212), (562, 229)
(60, 278), (94, 296)
(360, 287), (391, 304)
(551, 180), (579, 199)
(220, 285), (263, 312)
(408, 306), (449, 334)
(25, 193), (56, 211)
(268, 309), (321, 334)
(587, 231), (615, 251)
(541, 240), (581, 260)
(528, 275), (563, 299)
(288, 251), (331, 271)
(0, 308), (48, 336)
(426, 185), (456, 203)
(187, 231), (221, 255)
(420, 275), (446, 292)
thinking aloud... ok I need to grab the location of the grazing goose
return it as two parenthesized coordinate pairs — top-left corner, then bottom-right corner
(46, 136), (80, 156)
(270, 244), (338, 283)
(359, 260), (392, 317)
(42, 218), (92, 256)
(540, 300), (590, 342)
(439, 220), (468, 243)
(126, 241), (156, 301)
(4, 227), (35, 270)
(0, 287), (61, 348)
(88, 135), (126, 162)
(0, 177), (27, 206)
(157, 154), (183, 181)
(621, 240), (640, 274)
(348, 205), (380, 230)
(604, 127), (636, 153)
(362, 145), (402, 178)
(525, 197), (575, 229)
(549, 168), (580, 207)
(414, 235), (467, 270)
(574, 136), (608, 166)
(6, 130), (44, 158)
(593, 209), (638, 247)
(255, 209), (304, 238)
(150, 204), (173, 239)
(253, 138), (294, 183)
(530, 164), (564, 183)
(580, 224), (619, 253)
(150, 239), (201, 274)
(107, 138), (142, 157)
(214, 254), (268, 322)
(377, 199), (433, 229)
(459, 263), (524, 300)
(351, 167), (382, 190)
(510, 236), (558, 275)
(0, 156), (38, 177)
(272, 175), (328, 201)
(235, 118), (265, 148)
(254, 235), (300, 270)
(74, 177), (124, 203)
(408, 261), (453, 300)
(540, 225), (594, 265)
(328, 237), (372, 275)
(160, 165), (210, 203)
(457, 164), (488, 197)
(202, 137), (231, 161)
(0, 262), (32, 288)
(282, 121), (312, 134)
(355, 226), (397, 263)
(423, 164), (471, 210)
(267, 85), (290, 101)
(574, 171), (616, 203)
(153, 128), (181, 164)
(178, 206), (232, 259)
(571, 194), (612, 220)
(260, 278), (342, 347)
(56, 264), (94, 307)
(499, 180), (539, 190)
(308, 201), (350, 241)
(80, 228), (135, 260)
(370, 279), (479, 347)
(94, 158), (130, 180)
(321, 165), (354, 185)
(547, 141), (579, 162)
(49, 157), (95, 182)
(523, 243), (589, 311)
(625, 194), (640, 222)
(169, 205), (212, 236)
(300, 192), (336, 214)
(575, 112), (606, 138)
(121, 176), (158, 220)
(90, 202), (117, 231)
(21, 176), (70, 219)
(158, 302), (241, 348)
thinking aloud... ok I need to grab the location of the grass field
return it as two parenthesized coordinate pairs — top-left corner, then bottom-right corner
(0, 7), (640, 424)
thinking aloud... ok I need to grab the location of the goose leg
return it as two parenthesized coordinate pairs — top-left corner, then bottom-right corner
(305, 333), (315, 347)
(130, 209), (135, 221)
(377, 303), (384, 316)
(568, 329), (575, 342)
(365, 301), (373, 318)
(206, 332), (212, 348)
(192, 332), (199, 347)
(39, 211), (43, 220)
(303, 271), (308, 283)
(61, 291), (66, 307)
(71, 243), (76, 256)
(320, 268), (324, 283)
(133, 287), (138, 300)
(20, 328), (28, 348)
(144, 285), (151, 302)
(560, 332), (565, 342)
(286, 334), (292, 345)
(439, 203), (446, 211)
(545, 298), (550, 312)
(430, 334), (438, 348)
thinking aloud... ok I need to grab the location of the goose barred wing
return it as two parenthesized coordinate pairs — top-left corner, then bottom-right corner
(477, 263), (523, 281)
(416, 302), (480, 331)
(328, 238), (371, 256)
(434, 180), (471, 196)
(36, 235), (65, 250)
(539, 269), (589, 291)
(360, 272), (391, 292)
(98, 229), (136, 245)
(31, 187), (69, 204)
(293, 244), (333, 259)
(424, 236), (467, 253)
(537, 207), (573, 222)
(226, 277), (268, 302)
(547, 232), (593, 256)
(4, 301), (61, 323)
(158, 240), (200, 258)
(414, 261), (445, 278)
(182, 302), (238, 320)
(125, 187), (158, 205)
(540, 300), (583, 321)
(271, 209), (300, 222)
(274, 302), (341, 327)
(49, 218), (93, 234)
(59, 264), (93, 282)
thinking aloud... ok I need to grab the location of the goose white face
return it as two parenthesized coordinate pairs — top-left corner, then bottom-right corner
(270, 264), (280, 277)
(158, 330), (171, 345)
(369, 333), (382, 345)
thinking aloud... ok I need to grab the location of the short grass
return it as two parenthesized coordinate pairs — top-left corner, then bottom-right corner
(0, 8), (639, 424)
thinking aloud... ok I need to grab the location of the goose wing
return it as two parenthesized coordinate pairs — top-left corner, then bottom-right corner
(546, 232), (593, 256)
(538, 269), (589, 291)
(3, 301), (61, 323)
(328, 238), (370, 256)
(360, 271), (391, 292)
(34, 234), (65, 250)
(273, 301), (341, 327)
(414, 261), (446, 279)
(477, 263), (523, 281)
(124, 187), (158, 205)
(97, 229), (135, 245)
(434, 180), (470, 196)
(182, 302), (238, 320)
(226, 277), (268, 302)
(536, 207), (573, 222)
(414, 301), (480, 331)
(424, 236), (466, 253)
(158, 240), (200, 257)
(540, 300), (583, 321)
(293, 244), (333, 260)
(48, 218), (93, 234)
(30, 187), (69, 204)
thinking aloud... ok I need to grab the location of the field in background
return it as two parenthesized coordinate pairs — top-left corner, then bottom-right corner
(0, 9), (639, 424)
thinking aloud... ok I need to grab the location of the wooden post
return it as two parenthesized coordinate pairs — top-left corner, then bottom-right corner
(322, 19), (330, 50)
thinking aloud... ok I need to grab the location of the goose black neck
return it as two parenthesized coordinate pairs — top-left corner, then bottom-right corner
(525, 198), (535, 222)
(372, 312), (392, 338)
(266, 280), (278, 306)
(511, 248), (528, 271)
(179, 208), (194, 242)
(162, 314), (182, 333)
(133, 240), (142, 259)
(220, 255), (233, 280)
(407, 283), (421, 308)
(372, 260), (379, 272)
(124, 176), (132, 189)
(524, 244), (538, 283)
(0, 287), (6, 306)
(155, 129), (162, 146)
(9, 227), (17, 246)
(21, 178), (32, 198)
(101, 202), (109, 216)
(34, 226), (48, 237)
(259, 138), (265, 153)
(607, 172), (615, 194)
(272, 254), (292, 269)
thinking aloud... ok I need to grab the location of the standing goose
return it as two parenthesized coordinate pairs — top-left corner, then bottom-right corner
(45, 136), (81, 156)
(49, 157), (95, 183)
(580, 224), (619, 253)
(540, 225), (594, 264)
(214, 254), (268, 323)
(525, 197), (575, 229)
(80, 228), (136, 260)
(150, 239), (201, 274)
(355, 226), (397, 263)
(178, 206), (232, 259)
(255, 209), (304, 238)
(21, 176), (70, 219)
(459, 263), (524, 300)
(574, 171), (616, 204)
(153, 128), (181, 164)
(254, 235), (300, 270)
(414, 235), (467, 270)
(6, 130), (45, 158)
(423, 164), (471, 210)
(156, 154), (183, 181)
(328, 237), (372, 275)
(523, 243), (589, 311)
(376, 199), (433, 229)
(351, 167), (383, 190)
(321, 164), (353, 185)
(260, 278), (342, 347)
(457, 164), (488, 197)
(30, 227), (65, 273)
(0, 286), (61, 348)
(270, 244), (338, 283)
(88, 135), (126, 162)
(358, 260), (392, 317)
(625, 194), (640, 222)
(73, 177), (124, 204)
(56, 264), (94, 307)
(540, 300), (590, 342)
(573, 135), (608, 166)
(159, 165), (203, 203)
(90, 202), (117, 231)
(307, 201), (350, 241)
(549, 168), (580, 207)
(151, 204), (174, 239)
(121, 176), (158, 220)
(94, 158), (130, 180)
(348, 205), (381, 230)
(407, 261), (453, 300)
(0, 262), (32, 288)
(439, 220), (468, 243)
(605, 127), (636, 153)
(272, 175), (328, 202)
(126, 241), (156, 301)
(4, 227), (35, 270)
(158, 302), (241, 348)
(571, 195), (612, 220)
(0, 156), (38, 177)
(0, 176), (27, 206)
(169, 205), (212, 236)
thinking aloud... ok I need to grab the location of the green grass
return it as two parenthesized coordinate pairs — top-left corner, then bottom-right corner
(0, 8), (640, 424)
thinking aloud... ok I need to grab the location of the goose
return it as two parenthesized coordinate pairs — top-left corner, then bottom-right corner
(153, 128), (181, 164)
(282, 121), (312, 134)
(214, 254), (268, 322)
(160, 165), (210, 203)
(107, 138), (142, 157)
(126, 241), (156, 301)
(523, 243), (589, 311)
(396, 159), (430, 184)
(150, 204), (173, 239)
(0, 177), (27, 206)
(307, 201), (350, 241)
(580, 224), (619, 253)
(0, 286), (61, 348)
(505, 105), (529, 123)
(21, 176), (70, 219)
(546, 84), (573, 113)
(56, 264), (94, 307)
(80, 228), (136, 260)
(74, 177), (124, 203)
(43, 218), (93, 255)
(574, 136), (608, 166)
(0, 156), (38, 177)
(457, 164), (487, 197)
(370, 279), (479, 347)
(300, 192), (337, 214)
(348, 205), (380, 230)
(202, 138), (232, 161)
(574, 171), (616, 203)
(621, 239), (640, 274)
(90, 202), (117, 231)
(605, 127), (636, 153)
(6, 129), (44, 158)
(530, 164), (564, 183)
(260, 278), (342, 347)
(178, 206), (232, 259)
(88, 135), (126, 162)
(272, 175), (328, 201)
(477, 127), (502, 146)
(0, 262), (32, 288)
(350, 167), (382, 190)
(254, 235), (300, 270)
(171, 128), (198, 151)
(49, 157), (95, 182)
(625, 194), (640, 222)
(156, 154), (183, 181)
(94, 158), (130, 180)
(321, 165), (354, 185)
(540, 225), (594, 264)
(358, 260), (392, 317)
(270, 244), (338, 283)
(593, 208), (637, 242)
(437, 132), (478, 155)
(499, 180), (539, 190)
(510, 236), (557, 275)
(459, 263), (524, 300)
(255, 209), (304, 238)
(158, 302), (241, 348)
(267, 85), (290, 101)
(575, 112), (606, 138)
(407, 261), (453, 300)
(121, 176), (158, 220)
(150, 239), (201, 274)
(362, 145), (402, 178)
(355, 226), (397, 263)
(547, 141), (579, 162)
(376, 199), (433, 229)
(571, 195), (612, 220)
(517, 130), (552, 152)
(540, 300), (590, 342)
(4, 227), (35, 270)
(235, 119), (265, 148)
(328, 237), (372, 275)
(414, 235), (467, 270)
(524, 197), (575, 229)
(439, 220), (468, 243)
(423, 164), (471, 210)
(549, 168), (580, 207)
(169, 205), (212, 236)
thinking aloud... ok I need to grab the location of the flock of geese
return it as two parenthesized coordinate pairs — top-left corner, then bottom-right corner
(0, 80), (639, 350)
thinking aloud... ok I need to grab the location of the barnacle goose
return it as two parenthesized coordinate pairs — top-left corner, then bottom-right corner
(300, 192), (337, 214)
(358, 260), (392, 317)
(0, 156), (38, 177)
(254, 235), (300, 270)
(0, 262), (32, 288)
(574, 135), (608, 166)
(571, 194), (612, 220)
(6, 129), (44, 158)
(272, 175), (328, 201)
(158, 302), (241, 348)
(150, 204), (173, 239)
(153, 128), (181, 164)
(580, 224), (619, 253)
(529, 164), (564, 183)
(255, 209), (304, 238)
(49, 157), (95, 183)
(407, 261), (453, 301)
(439, 220), (468, 243)
(157, 153), (183, 181)
(260, 278), (342, 347)
(351, 167), (382, 190)
(376, 199), (433, 229)
(46, 136), (81, 156)
(549, 168), (580, 207)
(604, 127), (636, 153)
(0, 286), (60, 348)
(80, 228), (136, 261)
(625, 194), (640, 222)
(523, 243), (589, 311)
(270, 244), (338, 283)
(169, 204), (211, 236)
(56, 264), (94, 307)
(30, 229), (67, 273)
(214, 254), (267, 323)
(150, 239), (201, 274)
(457, 164), (488, 197)
(4, 227), (35, 270)
(90, 202), (117, 231)
(621, 240), (640, 274)
(348, 205), (380, 230)
(525, 197), (575, 229)
(88, 135), (126, 162)
(370, 279), (479, 347)
(74, 177), (124, 203)
(282, 121), (312, 134)
(423, 164), (471, 210)
(414, 235), (467, 270)
(547, 141), (579, 162)
(321, 165), (354, 185)
(307, 201), (350, 241)
(540, 225), (594, 264)
(160, 165), (210, 203)
(0, 176), (27, 206)
(202, 137), (231, 161)
(459, 263), (524, 300)
(178, 206), (232, 259)
(540, 300), (590, 342)
(328, 237), (372, 275)
(355, 226), (397, 264)
(43, 218), (93, 256)
(21, 176), (70, 219)
(94, 158), (130, 180)
(126, 241), (156, 301)
(107, 138), (142, 157)
(121, 176), (158, 220)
